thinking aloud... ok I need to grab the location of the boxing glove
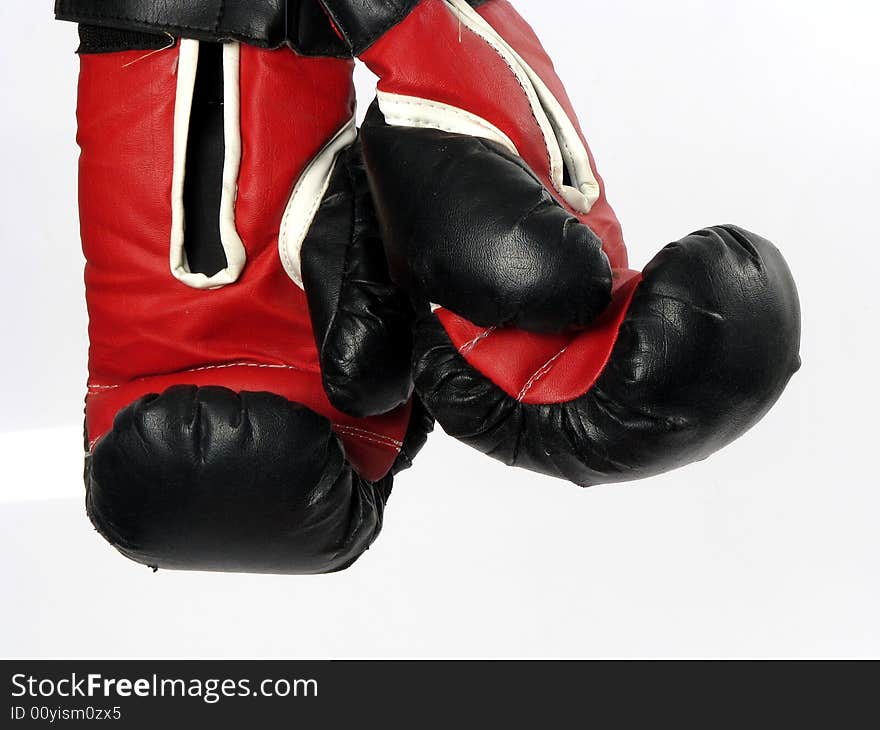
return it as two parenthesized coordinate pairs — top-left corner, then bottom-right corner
(317, 0), (801, 485)
(55, 3), (431, 573)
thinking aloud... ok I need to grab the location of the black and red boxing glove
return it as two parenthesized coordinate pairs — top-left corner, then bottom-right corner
(55, 2), (430, 573)
(318, 0), (802, 485)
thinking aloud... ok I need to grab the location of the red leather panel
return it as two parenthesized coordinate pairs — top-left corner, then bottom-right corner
(362, 0), (627, 268)
(78, 45), (408, 481)
(438, 271), (642, 404)
(475, 0), (627, 269)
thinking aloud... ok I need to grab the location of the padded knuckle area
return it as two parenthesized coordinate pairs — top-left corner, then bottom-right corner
(424, 208), (612, 332)
(362, 114), (612, 331)
(575, 225), (801, 478)
(320, 317), (414, 418)
(631, 224), (802, 399)
(86, 386), (388, 574)
(414, 225), (801, 486)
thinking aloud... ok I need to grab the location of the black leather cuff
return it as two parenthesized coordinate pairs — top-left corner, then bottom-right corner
(55, 0), (349, 56)
(317, 0), (492, 55)
(318, 0), (420, 55)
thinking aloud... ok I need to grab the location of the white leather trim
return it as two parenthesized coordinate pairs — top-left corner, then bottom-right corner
(278, 118), (358, 289)
(377, 91), (519, 157)
(443, 0), (600, 213)
(170, 41), (246, 290)
(521, 61), (602, 213)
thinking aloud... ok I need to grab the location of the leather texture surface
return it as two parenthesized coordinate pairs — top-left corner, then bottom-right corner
(318, 0), (491, 53)
(415, 227), (801, 485)
(318, 0), (420, 55)
(76, 43), (413, 477)
(348, 0), (802, 485)
(57, 0), (290, 47)
(360, 0), (627, 268)
(435, 271), (642, 405)
(87, 387), (392, 574)
(362, 104), (612, 331)
(57, 0), (350, 55)
(72, 34), (429, 573)
(301, 144), (415, 417)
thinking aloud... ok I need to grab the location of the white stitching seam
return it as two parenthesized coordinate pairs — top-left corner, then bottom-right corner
(85, 361), (404, 452)
(516, 347), (569, 402)
(453, 326), (572, 403)
(334, 425), (403, 450)
(333, 423), (404, 444)
(458, 326), (496, 355)
(87, 361), (307, 392)
(88, 426), (400, 453)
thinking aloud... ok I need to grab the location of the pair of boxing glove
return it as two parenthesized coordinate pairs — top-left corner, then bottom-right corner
(55, 0), (801, 574)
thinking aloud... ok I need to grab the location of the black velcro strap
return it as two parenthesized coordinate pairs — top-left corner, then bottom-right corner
(57, 0), (350, 56)
(77, 24), (171, 54)
(56, 0), (290, 49)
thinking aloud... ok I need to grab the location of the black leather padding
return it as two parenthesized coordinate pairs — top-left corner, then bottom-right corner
(316, 0), (492, 54)
(301, 143), (416, 419)
(318, 0), (419, 54)
(360, 104), (613, 332)
(286, 0), (351, 57)
(391, 394), (434, 475)
(56, 0), (288, 47)
(413, 226), (802, 486)
(86, 386), (392, 574)
(57, 0), (350, 56)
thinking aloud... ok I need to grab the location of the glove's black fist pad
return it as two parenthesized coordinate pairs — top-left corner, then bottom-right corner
(362, 110), (613, 333)
(414, 227), (800, 485)
(89, 388), (391, 574)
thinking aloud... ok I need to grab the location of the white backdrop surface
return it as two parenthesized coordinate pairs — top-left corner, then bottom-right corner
(1, 0), (877, 658)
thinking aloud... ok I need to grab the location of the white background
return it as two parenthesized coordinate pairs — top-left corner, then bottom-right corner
(1, 0), (878, 658)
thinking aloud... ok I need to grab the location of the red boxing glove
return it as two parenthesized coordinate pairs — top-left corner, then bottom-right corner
(319, 0), (801, 485)
(57, 14), (430, 573)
